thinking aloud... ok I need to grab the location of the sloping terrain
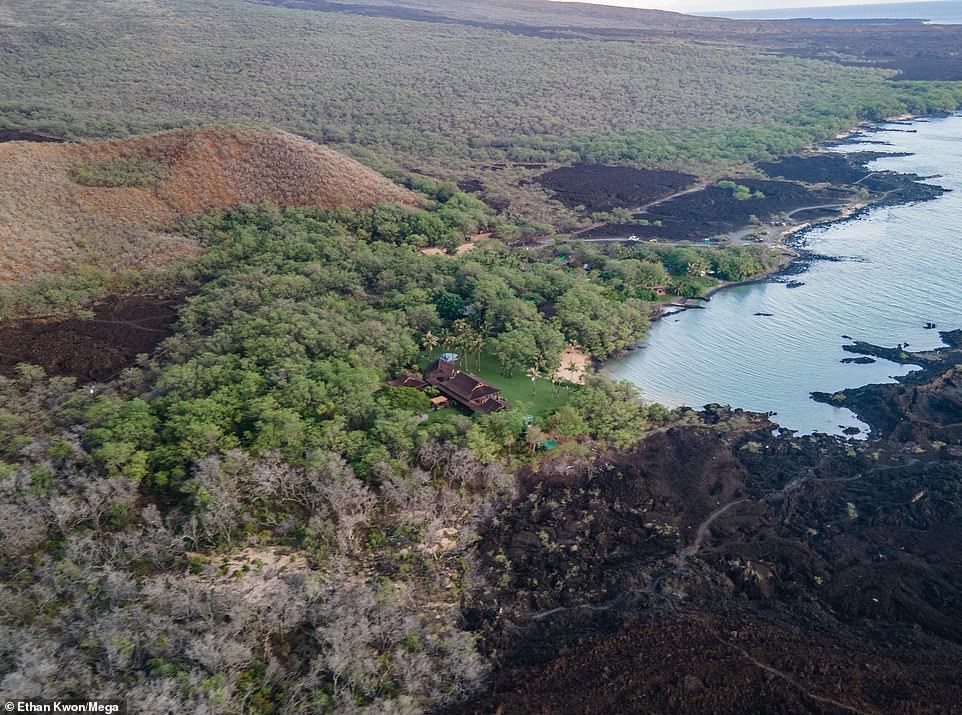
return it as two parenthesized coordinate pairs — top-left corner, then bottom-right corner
(3, 0), (959, 234)
(272, 0), (962, 80)
(0, 127), (415, 286)
(455, 411), (962, 714)
(0, 0), (935, 168)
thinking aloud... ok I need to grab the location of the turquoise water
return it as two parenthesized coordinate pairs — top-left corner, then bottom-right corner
(605, 113), (962, 436)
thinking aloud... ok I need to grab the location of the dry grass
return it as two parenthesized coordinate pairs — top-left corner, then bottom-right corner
(0, 127), (416, 286)
(418, 230), (491, 256)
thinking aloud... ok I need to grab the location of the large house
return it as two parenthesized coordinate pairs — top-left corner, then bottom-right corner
(386, 359), (510, 414)
(424, 359), (510, 413)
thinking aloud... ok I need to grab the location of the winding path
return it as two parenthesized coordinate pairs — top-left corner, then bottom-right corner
(568, 181), (709, 238)
(679, 498), (751, 560)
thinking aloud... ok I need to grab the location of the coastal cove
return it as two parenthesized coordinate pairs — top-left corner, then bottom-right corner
(605, 113), (962, 436)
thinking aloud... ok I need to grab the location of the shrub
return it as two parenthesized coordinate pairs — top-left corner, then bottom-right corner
(70, 158), (167, 188)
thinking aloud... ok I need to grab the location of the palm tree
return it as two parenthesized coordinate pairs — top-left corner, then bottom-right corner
(452, 319), (473, 367)
(422, 330), (440, 359)
(438, 329), (453, 359)
(470, 333), (485, 372)
(528, 366), (539, 395)
(549, 368), (562, 395)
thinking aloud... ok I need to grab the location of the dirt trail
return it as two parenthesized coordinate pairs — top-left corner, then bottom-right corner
(715, 635), (880, 715)
(570, 181), (709, 237)
(679, 498), (750, 560)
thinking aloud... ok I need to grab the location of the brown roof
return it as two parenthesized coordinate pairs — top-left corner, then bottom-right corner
(386, 374), (428, 389)
(445, 372), (500, 401)
(424, 359), (509, 413)
(425, 358), (455, 379)
(477, 398), (510, 414)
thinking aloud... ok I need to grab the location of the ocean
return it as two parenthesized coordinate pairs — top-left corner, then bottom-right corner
(604, 113), (962, 435)
(704, 0), (962, 23)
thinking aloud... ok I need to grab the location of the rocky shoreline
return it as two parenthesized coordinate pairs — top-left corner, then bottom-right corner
(450, 118), (962, 714)
(453, 355), (962, 713)
(640, 119), (950, 324)
(813, 330), (962, 447)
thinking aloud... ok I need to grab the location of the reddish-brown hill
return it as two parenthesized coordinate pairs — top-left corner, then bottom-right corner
(0, 127), (416, 286)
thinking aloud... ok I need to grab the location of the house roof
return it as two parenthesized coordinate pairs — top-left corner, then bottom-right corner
(446, 372), (500, 400)
(424, 359), (509, 413)
(425, 358), (455, 379)
(477, 397), (510, 414)
(386, 374), (428, 390)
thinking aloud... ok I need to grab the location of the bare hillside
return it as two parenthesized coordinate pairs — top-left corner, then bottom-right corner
(0, 127), (415, 286)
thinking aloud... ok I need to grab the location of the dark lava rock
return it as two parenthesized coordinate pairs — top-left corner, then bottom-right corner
(453, 412), (962, 715)
(536, 163), (696, 213)
(759, 153), (867, 184)
(841, 356), (876, 364)
(457, 177), (485, 193)
(0, 294), (184, 383)
(816, 330), (962, 445)
(0, 129), (63, 143)
(580, 177), (852, 242)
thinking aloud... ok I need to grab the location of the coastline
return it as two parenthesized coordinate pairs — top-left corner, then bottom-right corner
(595, 111), (953, 370)
(644, 112), (946, 323)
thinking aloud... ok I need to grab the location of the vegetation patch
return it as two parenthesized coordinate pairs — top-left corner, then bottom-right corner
(715, 180), (763, 201)
(0, 191), (683, 712)
(70, 157), (167, 188)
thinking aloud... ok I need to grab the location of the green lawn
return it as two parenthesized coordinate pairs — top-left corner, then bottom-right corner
(420, 350), (575, 417)
(422, 405), (463, 427)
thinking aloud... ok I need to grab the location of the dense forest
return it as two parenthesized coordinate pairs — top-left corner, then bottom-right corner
(0, 189), (730, 710)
